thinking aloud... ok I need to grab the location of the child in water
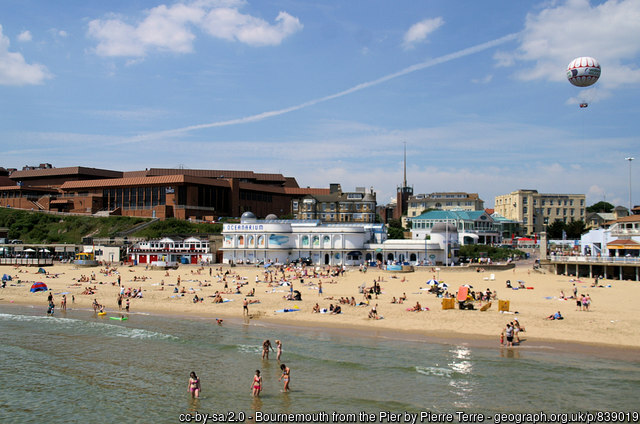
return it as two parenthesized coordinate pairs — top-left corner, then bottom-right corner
(188, 372), (201, 398)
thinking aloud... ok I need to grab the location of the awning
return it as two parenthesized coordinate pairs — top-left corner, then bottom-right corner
(607, 239), (640, 250)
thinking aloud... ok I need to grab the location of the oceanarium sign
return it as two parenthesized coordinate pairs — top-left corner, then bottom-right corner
(224, 224), (264, 231)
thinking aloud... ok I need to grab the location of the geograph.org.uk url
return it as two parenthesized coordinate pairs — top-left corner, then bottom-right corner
(177, 410), (639, 424)
(491, 411), (639, 424)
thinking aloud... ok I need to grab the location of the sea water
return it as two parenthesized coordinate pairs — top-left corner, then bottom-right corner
(0, 304), (638, 424)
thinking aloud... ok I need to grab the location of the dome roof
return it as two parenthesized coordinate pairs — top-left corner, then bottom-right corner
(265, 214), (278, 220)
(240, 211), (257, 222)
(430, 223), (458, 233)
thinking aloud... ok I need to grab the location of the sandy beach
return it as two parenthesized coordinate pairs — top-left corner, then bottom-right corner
(2, 262), (639, 351)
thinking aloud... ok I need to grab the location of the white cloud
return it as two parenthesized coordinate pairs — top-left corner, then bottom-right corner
(500, 0), (640, 90)
(402, 17), (444, 50)
(201, 9), (302, 46)
(0, 24), (51, 85)
(88, 1), (303, 58)
(17, 30), (32, 42)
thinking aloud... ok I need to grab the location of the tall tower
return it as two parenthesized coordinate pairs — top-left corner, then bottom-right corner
(394, 142), (413, 220)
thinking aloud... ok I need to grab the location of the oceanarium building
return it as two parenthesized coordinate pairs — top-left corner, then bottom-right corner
(221, 212), (459, 266)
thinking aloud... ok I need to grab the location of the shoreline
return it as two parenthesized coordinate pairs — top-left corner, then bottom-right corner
(2, 262), (640, 357)
(2, 297), (639, 362)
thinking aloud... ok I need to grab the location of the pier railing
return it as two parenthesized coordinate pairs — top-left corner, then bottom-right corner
(549, 255), (640, 264)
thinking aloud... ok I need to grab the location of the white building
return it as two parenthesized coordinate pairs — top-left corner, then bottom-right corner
(129, 236), (212, 266)
(581, 215), (640, 258)
(222, 212), (459, 266)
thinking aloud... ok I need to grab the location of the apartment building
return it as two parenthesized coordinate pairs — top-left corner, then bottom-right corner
(407, 192), (484, 218)
(292, 184), (377, 223)
(494, 189), (586, 235)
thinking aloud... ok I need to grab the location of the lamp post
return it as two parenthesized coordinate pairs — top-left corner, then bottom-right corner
(625, 157), (634, 212)
(424, 233), (430, 265)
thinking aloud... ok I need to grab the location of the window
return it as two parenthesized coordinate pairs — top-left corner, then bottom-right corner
(523, 206), (528, 214)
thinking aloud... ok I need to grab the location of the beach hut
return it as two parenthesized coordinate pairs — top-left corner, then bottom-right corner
(30, 282), (48, 292)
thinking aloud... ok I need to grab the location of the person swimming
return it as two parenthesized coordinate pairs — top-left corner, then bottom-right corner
(279, 363), (290, 392)
(188, 371), (201, 398)
(252, 370), (262, 397)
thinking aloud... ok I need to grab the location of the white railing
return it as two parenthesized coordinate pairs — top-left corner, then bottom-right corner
(549, 255), (640, 264)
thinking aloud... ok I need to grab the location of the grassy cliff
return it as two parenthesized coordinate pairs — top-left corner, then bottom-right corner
(0, 209), (221, 243)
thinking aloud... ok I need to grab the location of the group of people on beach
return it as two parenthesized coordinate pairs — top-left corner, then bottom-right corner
(501, 319), (525, 347)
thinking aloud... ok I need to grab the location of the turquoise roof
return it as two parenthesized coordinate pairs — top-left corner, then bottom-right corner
(412, 210), (487, 221)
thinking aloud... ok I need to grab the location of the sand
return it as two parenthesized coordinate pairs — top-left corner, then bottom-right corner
(1, 262), (639, 351)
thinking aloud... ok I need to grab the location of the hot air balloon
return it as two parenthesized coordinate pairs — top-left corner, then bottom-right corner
(567, 57), (601, 87)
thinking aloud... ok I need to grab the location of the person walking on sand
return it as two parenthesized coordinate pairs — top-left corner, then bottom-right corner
(251, 370), (262, 397)
(275, 340), (283, 361)
(318, 281), (322, 296)
(262, 339), (274, 359)
(188, 371), (201, 398)
(279, 364), (291, 392)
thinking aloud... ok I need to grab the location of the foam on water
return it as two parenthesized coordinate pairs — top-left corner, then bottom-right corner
(0, 312), (178, 341)
(415, 366), (453, 377)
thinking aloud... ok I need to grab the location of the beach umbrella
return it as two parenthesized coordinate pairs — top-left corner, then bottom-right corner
(25, 248), (36, 252)
(426, 279), (438, 285)
(438, 282), (448, 289)
(463, 284), (473, 288)
(30, 282), (48, 292)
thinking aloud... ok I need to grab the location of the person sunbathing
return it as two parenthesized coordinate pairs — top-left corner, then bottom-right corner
(546, 311), (563, 320)
(410, 302), (422, 312)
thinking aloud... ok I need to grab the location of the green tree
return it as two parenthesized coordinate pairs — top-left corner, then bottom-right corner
(586, 201), (614, 213)
(546, 219), (566, 239)
(565, 220), (586, 238)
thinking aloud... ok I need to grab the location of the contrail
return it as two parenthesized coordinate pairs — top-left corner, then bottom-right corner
(128, 32), (519, 142)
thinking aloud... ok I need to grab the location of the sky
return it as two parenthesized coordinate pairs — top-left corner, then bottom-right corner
(1, 0), (639, 209)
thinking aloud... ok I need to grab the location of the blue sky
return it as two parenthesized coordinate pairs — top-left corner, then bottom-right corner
(1, 0), (639, 209)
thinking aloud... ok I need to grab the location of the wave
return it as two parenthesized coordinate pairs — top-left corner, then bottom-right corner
(415, 366), (454, 377)
(0, 312), (178, 341)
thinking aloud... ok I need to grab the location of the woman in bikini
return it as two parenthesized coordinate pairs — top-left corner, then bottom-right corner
(279, 364), (290, 392)
(251, 370), (262, 397)
(275, 340), (283, 361)
(188, 371), (201, 398)
(262, 340), (274, 359)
